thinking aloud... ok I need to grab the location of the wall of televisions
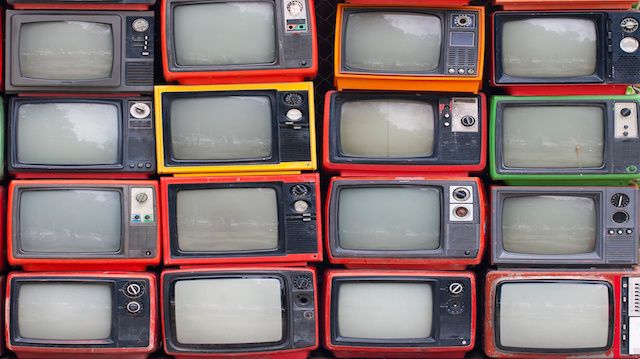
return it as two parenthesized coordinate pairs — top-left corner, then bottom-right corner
(0, 0), (637, 358)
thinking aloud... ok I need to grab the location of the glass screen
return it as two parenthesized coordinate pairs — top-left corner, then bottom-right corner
(502, 18), (597, 78)
(173, 2), (276, 66)
(170, 96), (272, 161)
(18, 283), (112, 340)
(344, 12), (442, 72)
(17, 103), (119, 165)
(499, 282), (610, 349)
(19, 190), (122, 253)
(502, 196), (597, 255)
(340, 100), (435, 158)
(502, 106), (604, 168)
(174, 278), (283, 344)
(338, 282), (433, 339)
(338, 187), (440, 250)
(176, 188), (278, 252)
(19, 21), (114, 80)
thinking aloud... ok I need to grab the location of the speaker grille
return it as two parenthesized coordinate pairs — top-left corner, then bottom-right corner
(125, 62), (154, 86)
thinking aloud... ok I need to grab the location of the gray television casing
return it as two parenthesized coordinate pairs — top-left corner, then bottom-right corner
(5, 10), (154, 93)
(491, 186), (639, 267)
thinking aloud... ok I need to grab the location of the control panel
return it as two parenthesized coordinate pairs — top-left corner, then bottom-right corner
(622, 277), (640, 355)
(131, 187), (155, 223)
(128, 101), (153, 129)
(278, 91), (312, 162)
(614, 102), (639, 139)
(605, 188), (636, 243)
(126, 16), (154, 59)
(437, 277), (473, 347)
(450, 97), (479, 133)
(284, 0), (308, 32)
(449, 185), (474, 222)
(446, 11), (478, 76)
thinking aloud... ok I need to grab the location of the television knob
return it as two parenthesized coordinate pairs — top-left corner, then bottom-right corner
(453, 14), (472, 28)
(126, 301), (142, 314)
(135, 192), (148, 203)
(283, 93), (303, 106)
(286, 0), (304, 16)
(460, 116), (476, 127)
(291, 184), (309, 196)
(130, 102), (151, 119)
(125, 283), (144, 298)
(132, 18), (149, 33)
(286, 109), (303, 121)
(448, 282), (464, 296)
(293, 275), (312, 290)
(621, 108), (633, 117)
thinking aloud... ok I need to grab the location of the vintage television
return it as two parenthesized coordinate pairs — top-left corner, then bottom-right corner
(345, 0), (471, 5)
(7, 0), (154, 10)
(8, 96), (155, 179)
(7, 180), (159, 271)
(326, 176), (485, 270)
(161, 173), (321, 266)
(155, 82), (316, 175)
(492, 10), (640, 96)
(490, 94), (640, 185)
(162, 266), (318, 359)
(161, 0), (317, 85)
(6, 271), (157, 359)
(484, 269), (640, 358)
(491, 186), (639, 267)
(334, 5), (485, 93)
(324, 269), (475, 358)
(324, 91), (485, 176)
(493, 0), (639, 11)
(5, 10), (154, 93)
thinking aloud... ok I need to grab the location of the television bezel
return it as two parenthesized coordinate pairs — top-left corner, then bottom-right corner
(493, 0), (638, 11)
(7, 0), (155, 11)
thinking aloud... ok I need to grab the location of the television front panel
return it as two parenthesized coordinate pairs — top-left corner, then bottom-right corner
(492, 11), (640, 95)
(484, 270), (640, 358)
(162, 0), (317, 84)
(5, 10), (154, 93)
(494, 0), (639, 10)
(8, 180), (160, 271)
(490, 95), (640, 185)
(9, 96), (155, 179)
(162, 266), (318, 359)
(334, 5), (484, 93)
(7, 0), (155, 10)
(155, 82), (316, 175)
(326, 176), (485, 270)
(324, 269), (475, 359)
(6, 271), (157, 359)
(324, 91), (486, 176)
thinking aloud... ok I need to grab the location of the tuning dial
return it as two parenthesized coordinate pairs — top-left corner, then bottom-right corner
(460, 116), (476, 127)
(124, 282), (144, 298)
(286, 109), (303, 121)
(126, 301), (142, 314)
(622, 18), (639, 33)
(291, 184), (309, 196)
(449, 282), (465, 296)
(132, 18), (149, 33)
(130, 102), (151, 119)
(453, 14), (472, 27)
(283, 93), (303, 106)
(612, 193), (630, 208)
(286, 0), (304, 16)
(293, 275), (312, 290)
(135, 192), (148, 203)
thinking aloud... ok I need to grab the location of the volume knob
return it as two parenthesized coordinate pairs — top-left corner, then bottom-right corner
(135, 192), (148, 203)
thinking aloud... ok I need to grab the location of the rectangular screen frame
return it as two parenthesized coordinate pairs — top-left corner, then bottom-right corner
(493, 0), (638, 11)
(7, 0), (155, 11)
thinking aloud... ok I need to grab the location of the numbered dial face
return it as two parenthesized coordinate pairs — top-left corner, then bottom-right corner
(132, 18), (149, 32)
(622, 18), (639, 33)
(454, 14), (472, 27)
(287, 0), (304, 16)
(283, 93), (303, 106)
(611, 193), (630, 208)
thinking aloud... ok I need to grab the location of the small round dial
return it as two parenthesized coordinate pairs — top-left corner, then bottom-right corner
(611, 193), (630, 208)
(130, 102), (151, 119)
(454, 14), (472, 28)
(132, 18), (149, 33)
(286, 0), (304, 16)
(283, 93), (303, 106)
(291, 184), (309, 196)
(622, 18), (639, 33)
(293, 275), (312, 290)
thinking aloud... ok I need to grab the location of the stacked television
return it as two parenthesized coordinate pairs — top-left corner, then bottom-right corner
(485, 0), (640, 358)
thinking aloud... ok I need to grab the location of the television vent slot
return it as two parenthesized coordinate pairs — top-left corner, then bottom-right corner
(448, 48), (476, 67)
(606, 239), (635, 263)
(126, 62), (154, 86)
(285, 220), (316, 254)
(629, 278), (640, 316)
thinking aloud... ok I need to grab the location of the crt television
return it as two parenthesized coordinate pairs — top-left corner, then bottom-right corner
(161, 173), (321, 267)
(491, 186), (639, 267)
(324, 91), (485, 175)
(162, 266), (318, 359)
(5, 10), (154, 93)
(7, 0), (155, 10)
(485, 270), (639, 358)
(492, 10), (640, 95)
(494, 0), (639, 10)
(324, 269), (475, 359)
(7, 180), (159, 271)
(490, 94), (640, 185)
(6, 271), (157, 359)
(155, 82), (316, 175)
(334, 5), (484, 93)
(326, 176), (485, 270)
(8, 96), (155, 179)
(161, 0), (317, 85)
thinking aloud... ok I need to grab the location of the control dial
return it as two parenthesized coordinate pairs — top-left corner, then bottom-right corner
(611, 193), (630, 208)
(135, 192), (149, 203)
(449, 282), (465, 296)
(130, 102), (151, 119)
(453, 14), (472, 27)
(283, 93), (303, 106)
(126, 301), (142, 314)
(291, 184), (309, 196)
(622, 18), (639, 33)
(124, 282), (144, 298)
(132, 18), (149, 32)
(293, 275), (312, 290)
(286, 0), (304, 16)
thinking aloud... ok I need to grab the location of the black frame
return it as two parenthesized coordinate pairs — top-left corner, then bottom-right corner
(494, 279), (614, 353)
(493, 12), (607, 84)
(8, 0), (154, 3)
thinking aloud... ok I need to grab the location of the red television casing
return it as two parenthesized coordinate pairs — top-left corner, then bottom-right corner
(484, 270), (639, 359)
(5, 271), (158, 359)
(324, 269), (476, 358)
(6, 0), (154, 10)
(161, 173), (322, 267)
(493, 0), (638, 10)
(7, 179), (161, 271)
(322, 91), (487, 176)
(325, 176), (486, 270)
(161, 266), (319, 359)
(0, 188), (6, 274)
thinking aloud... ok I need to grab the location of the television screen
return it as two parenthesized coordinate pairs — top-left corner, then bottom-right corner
(19, 21), (114, 80)
(498, 282), (610, 350)
(343, 12), (442, 73)
(340, 100), (435, 157)
(502, 105), (604, 168)
(502, 195), (597, 255)
(169, 96), (272, 161)
(174, 278), (283, 344)
(338, 187), (440, 250)
(16, 103), (119, 165)
(19, 190), (122, 253)
(176, 188), (278, 252)
(18, 283), (112, 340)
(173, 2), (276, 66)
(501, 18), (597, 78)
(337, 282), (433, 339)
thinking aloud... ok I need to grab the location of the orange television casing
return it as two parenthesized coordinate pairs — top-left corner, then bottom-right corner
(6, 271), (158, 359)
(334, 5), (485, 93)
(161, 173), (322, 267)
(7, 180), (161, 272)
(494, 0), (638, 10)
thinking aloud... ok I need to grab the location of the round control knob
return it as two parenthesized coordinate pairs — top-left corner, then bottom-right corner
(620, 37), (639, 53)
(135, 192), (148, 203)
(622, 18), (639, 33)
(453, 14), (472, 28)
(286, 0), (304, 16)
(132, 18), (149, 32)
(286, 109), (303, 121)
(130, 102), (151, 119)
(454, 206), (469, 219)
(283, 93), (303, 106)
(460, 116), (476, 127)
(611, 193), (630, 208)
(126, 301), (142, 314)
(452, 188), (470, 201)
(621, 108), (633, 117)
(291, 184), (309, 196)
(125, 283), (144, 298)
(293, 275), (312, 290)
(446, 299), (464, 315)
(613, 211), (630, 224)
(293, 200), (309, 213)
(449, 282), (465, 296)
